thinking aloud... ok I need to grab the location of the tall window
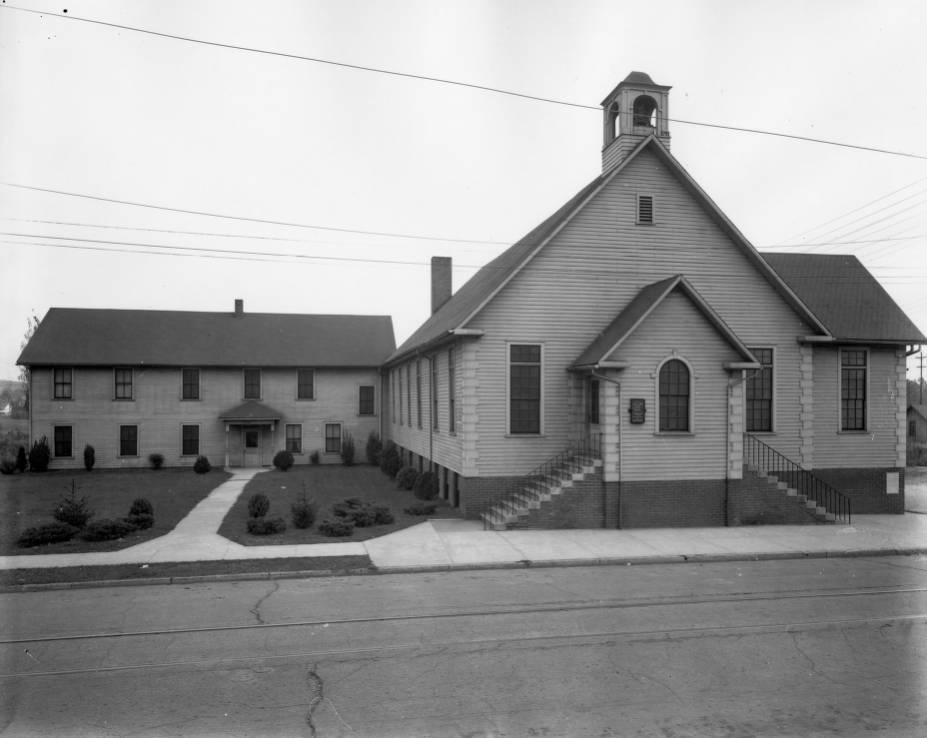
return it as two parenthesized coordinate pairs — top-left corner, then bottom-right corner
(325, 423), (341, 453)
(54, 425), (72, 457)
(182, 424), (199, 456)
(659, 359), (690, 432)
(406, 365), (412, 427)
(432, 357), (439, 431)
(588, 380), (600, 425)
(392, 370), (397, 424)
(448, 348), (457, 433)
(746, 349), (773, 432)
(398, 367), (404, 425)
(416, 360), (422, 428)
(297, 369), (315, 399)
(841, 349), (867, 431)
(509, 344), (541, 434)
(243, 368), (261, 399)
(359, 385), (375, 416)
(285, 424), (302, 453)
(182, 368), (200, 400)
(53, 368), (73, 400)
(114, 368), (133, 400)
(119, 425), (138, 456)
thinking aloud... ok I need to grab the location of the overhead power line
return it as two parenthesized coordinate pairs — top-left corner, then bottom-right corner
(0, 182), (508, 246)
(4, 3), (927, 161)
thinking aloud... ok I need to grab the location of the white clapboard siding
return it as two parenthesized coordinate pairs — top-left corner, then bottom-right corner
(467, 147), (813, 475)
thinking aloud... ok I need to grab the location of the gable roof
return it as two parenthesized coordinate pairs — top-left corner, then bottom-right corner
(388, 135), (828, 364)
(763, 253), (926, 343)
(18, 308), (396, 367)
(218, 400), (283, 422)
(572, 275), (758, 369)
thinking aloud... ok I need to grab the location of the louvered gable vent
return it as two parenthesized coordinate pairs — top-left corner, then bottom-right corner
(637, 194), (654, 224)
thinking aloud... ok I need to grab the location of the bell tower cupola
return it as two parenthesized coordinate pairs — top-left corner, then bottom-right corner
(601, 71), (671, 173)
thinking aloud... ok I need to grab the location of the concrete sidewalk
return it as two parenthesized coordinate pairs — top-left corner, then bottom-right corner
(2, 468), (927, 575)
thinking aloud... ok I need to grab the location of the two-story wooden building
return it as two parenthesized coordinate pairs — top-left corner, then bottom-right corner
(18, 301), (394, 469)
(382, 72), (925, 528)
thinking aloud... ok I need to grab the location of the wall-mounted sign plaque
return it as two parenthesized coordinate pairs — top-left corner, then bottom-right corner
(629, 398), (646, 424)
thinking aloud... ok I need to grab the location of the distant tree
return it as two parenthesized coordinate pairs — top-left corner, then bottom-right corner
(17, 314), (40, 415)
(909, 378), (926, 406)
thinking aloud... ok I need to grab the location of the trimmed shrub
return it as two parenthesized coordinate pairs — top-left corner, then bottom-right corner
(413, 470), (438, 501)
(379, 441), (401, 478)
(148, 453), (165, 470)
(372, 505), (395, 525)
(318, 518), (355, 537)
(125, 513), (154, 530)
(309, 450), (320, 465)
(17, 522), (79, 548)
(28, 436), (51, 472)
(248, 493), (270, 518)
(247, 517), (287, 535)
(340, 433), (355, 466)
(395, 466), (418, 490)
(193, 455), (211, 474)
(291, 492), (317, 529)
(404, 502), (438, 516)
(0, 458), (15, 475)
(53, 480), (94, 528)
(16, 446), (28, 473)
(365, 431), (382, 466)
(83, 444), (95, 471)
(80, 518), (136, 541)
(129, 498), (154, 517)
(273, 449), (294, 471)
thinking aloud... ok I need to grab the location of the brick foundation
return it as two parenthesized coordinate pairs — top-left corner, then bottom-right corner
(613, 479), (726, 528)
(727, 475), (818, 526)
(812, 467), (905, 514)
(514, 473), (606, 529)
(457, 475), (525, 520)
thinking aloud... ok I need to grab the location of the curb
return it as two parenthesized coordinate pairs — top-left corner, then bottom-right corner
(3, 548), (926, 593)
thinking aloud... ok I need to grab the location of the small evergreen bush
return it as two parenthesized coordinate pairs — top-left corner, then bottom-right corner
(83, 444), (95, 471)
(413, 470), (438, 500)
(125, 513), (154, 530)
(53, 480), (94, 528)
(318, 518), (355, 537)
(365, 431), (382, 466)
(0, 458), (15, 475)
(193, 455), (211, 474)
(340, 432), (355, 466)
(248, 493), (270, 518)
(17, 522), (79, 548)
(395, 466), (418, 490)
(291, 491), (317, 529)
(80, 518), (136, 541)
(372, 505), (395, 525)
(148, 453), (165, 470)
(404, 502), (438, 516)
(379, 441), (402, 478)
(273, 449), (294, 471)
(16, 446), (28, 473)
(246, 516), (287, 535)
(28, 436), (51, 472)
(310, 450), (320, 465)
(331, 498), (393, 527)
(129, 498), (154, 517)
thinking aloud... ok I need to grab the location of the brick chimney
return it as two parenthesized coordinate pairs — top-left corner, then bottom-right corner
(234, 299), (244, 316)
(431, 257), (452, 314)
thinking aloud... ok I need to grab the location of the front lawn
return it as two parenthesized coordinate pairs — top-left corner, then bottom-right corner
(219, 464), (461, 545)
(0, 468), (231, 556)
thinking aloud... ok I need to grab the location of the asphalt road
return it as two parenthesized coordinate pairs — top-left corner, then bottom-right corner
(2, 556), (926, 737)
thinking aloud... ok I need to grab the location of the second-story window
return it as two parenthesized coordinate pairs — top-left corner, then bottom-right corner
(448, 348), (456, 433)
(244, 368), (261, 399)
(297, 369), (315, 399)
(359, 385), (375, 416)
(182, 368), (200, 400)
(54, 368), (73, 400)
(114, 368), (133, 400)
(416, 360), (422, 428)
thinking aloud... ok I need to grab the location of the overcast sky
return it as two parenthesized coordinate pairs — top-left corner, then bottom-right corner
(2, 0), (925, 382)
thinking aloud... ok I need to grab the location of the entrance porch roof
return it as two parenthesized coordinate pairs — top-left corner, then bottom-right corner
(218, 400), (283, 423)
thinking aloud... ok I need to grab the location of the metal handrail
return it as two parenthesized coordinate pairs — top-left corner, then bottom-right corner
(481, 434), (602, 528)
(743, 433), (851, 525)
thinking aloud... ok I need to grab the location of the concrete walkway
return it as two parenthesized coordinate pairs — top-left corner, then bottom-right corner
(2, 468), (927, 574)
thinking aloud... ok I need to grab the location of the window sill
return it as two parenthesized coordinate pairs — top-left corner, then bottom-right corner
(113, 398), (134, 402)
(838, 430), (870, 435)
(180, 398), (200, 402)
(53, 397), (73, 402)
(505, 433), (545, 438)
(748, 431), (776, 436)
(296, 398), (316, 402)
(653, 432), (695, 437)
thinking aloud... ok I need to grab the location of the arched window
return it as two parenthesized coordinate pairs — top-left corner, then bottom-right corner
(607, 102), (620, 142)
(632, 95), (657, 128)
(659, 359), (690, 431)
